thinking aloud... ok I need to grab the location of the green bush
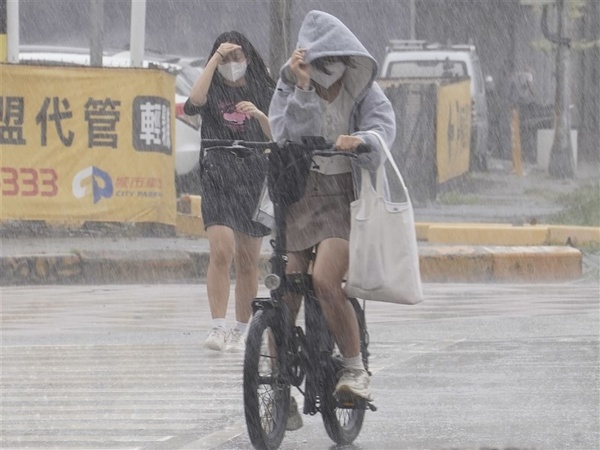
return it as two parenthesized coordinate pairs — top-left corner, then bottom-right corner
(548, 182), (600, 227)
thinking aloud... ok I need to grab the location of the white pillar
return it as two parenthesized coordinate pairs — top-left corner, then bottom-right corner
(7, 0), (18, 62)
(129, 0), (146, 67)
(90, 0), (105, 67)
(409, 0), (416, 40)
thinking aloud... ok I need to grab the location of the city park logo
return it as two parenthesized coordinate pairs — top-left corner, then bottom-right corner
(72, 166), (113, 204)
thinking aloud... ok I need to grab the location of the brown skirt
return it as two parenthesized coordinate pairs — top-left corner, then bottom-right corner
(286, 171), (355, 252)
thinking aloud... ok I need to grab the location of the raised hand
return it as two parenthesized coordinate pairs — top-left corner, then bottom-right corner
(214, 42), (243, 63)
(290, 48), (311, 88)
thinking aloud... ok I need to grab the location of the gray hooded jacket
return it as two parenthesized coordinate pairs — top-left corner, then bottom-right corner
(268, 10), (396, 196)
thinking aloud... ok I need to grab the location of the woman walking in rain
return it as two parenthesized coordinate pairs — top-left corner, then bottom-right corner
(184, 31), (275, 353)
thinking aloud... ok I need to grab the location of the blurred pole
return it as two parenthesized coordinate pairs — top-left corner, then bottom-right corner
(548, 0), (575, 178)
(90, 0), (104, 67)
(130, 0), (146, 67)
(511, 108), (523, 176)
(410, 0), (416, 39)
(283, 0), (290, 64)
(6, 0), (17, 62)
(578, 0), (600, 162)
(269, 0), (290, 81)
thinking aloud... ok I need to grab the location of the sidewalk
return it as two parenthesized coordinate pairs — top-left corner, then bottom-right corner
(0, 232), (591, 285)
(1, 159), (598, 286)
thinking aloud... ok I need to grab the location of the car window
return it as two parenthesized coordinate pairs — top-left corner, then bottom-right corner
(387, 60), (468, 79)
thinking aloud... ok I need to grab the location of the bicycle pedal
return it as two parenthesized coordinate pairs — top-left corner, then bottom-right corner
(339, 399), (356, 409)
(335, 393), (367, 410)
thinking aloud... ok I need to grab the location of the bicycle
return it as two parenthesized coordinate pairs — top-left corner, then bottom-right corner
(202, 137), (375, 450)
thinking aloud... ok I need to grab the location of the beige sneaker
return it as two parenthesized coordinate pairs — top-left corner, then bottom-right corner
(204, 327), (227, 352)
(286, 396), (303, 431)
(225, 327), (246, 353)
(334, 368), (373, 401)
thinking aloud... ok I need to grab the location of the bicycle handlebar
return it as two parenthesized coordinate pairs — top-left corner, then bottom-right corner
(201, 137), (370, 157)
(201, 139), (278, 150)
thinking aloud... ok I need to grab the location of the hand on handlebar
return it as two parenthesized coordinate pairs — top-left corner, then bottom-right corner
(335, 135), (364, 153)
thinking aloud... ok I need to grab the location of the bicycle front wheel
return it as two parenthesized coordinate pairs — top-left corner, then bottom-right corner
(320, 297), (368, 445)
(243, 308), (290, 450)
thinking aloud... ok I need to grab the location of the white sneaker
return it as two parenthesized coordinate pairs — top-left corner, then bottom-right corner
(225, 327), (246, 353)
(334, 368), (373, 401)
(204, 327), (227, 352)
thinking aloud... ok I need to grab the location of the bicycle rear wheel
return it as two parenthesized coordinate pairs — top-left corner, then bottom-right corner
(320, 297), (368, 445)
(244, 308), (290, 450)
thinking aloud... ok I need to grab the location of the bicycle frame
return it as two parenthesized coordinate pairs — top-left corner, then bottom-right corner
(249, 141), (322, 413)
(244, 139), (369, 415)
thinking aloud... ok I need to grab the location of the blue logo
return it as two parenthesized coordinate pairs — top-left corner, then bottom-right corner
(72, 166), (113, 204)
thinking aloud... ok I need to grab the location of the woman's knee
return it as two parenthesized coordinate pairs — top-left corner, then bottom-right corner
(234, 241), (262, 276)
(208, 227), (235, 266)
(235, 257), (259, 278)
(312, 270), (344, 305)
(210, 243), (234, 267)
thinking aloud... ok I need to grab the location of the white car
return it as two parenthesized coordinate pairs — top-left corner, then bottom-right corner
(18, 46), (203, 194)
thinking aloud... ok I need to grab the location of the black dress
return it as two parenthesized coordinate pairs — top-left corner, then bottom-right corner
(184, 81), (273, 237)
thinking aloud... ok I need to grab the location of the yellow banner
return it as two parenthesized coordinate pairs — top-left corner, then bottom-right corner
(436, 80), (471, 183)
(1, 64), (176, 225)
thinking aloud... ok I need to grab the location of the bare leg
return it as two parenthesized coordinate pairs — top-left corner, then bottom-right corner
(206, 225), (235, 320)
(312, 238), (360, 358)
(233, 231), (264, 324)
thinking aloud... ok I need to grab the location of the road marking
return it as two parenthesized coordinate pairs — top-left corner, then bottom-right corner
(176, 423), (246, 449)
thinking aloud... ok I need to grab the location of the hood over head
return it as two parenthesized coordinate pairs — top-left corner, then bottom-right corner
(280, 10), (378, 99)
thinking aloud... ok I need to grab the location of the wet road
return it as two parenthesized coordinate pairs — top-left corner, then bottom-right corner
(2, 283), (599, 450)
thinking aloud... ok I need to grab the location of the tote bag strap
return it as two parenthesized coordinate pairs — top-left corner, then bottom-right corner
(365, 130), (412, 204)
(359, 166), (376, 198)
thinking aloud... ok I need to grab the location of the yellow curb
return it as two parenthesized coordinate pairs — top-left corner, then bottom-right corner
(177, 195), (202, 217)
(176, 214), (207, 238)
(415, 222), (432, 241)
(547, 225), (600, 246)
(419, 245), (582, 282)
(427, 224), (549, 246)
(419, 246), (492, 282)
(176, 195), (206, 238)
(487, 246), (582, 281)
(0, 254), (83, 284)
(79, 250), (194, 283)
(415, 222), (518, 242)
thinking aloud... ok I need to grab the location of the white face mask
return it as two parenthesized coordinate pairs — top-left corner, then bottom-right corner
(309, 61), (346, 89)
(218, 61), (248, 82)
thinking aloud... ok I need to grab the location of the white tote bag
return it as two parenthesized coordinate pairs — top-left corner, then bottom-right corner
(344, 132), (423, 305)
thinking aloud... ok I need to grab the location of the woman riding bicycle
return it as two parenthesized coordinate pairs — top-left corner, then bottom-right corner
(269, 10), (396, 404)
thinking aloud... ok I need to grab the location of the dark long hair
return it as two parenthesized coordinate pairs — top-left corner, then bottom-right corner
(207, 31), (275, 91)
